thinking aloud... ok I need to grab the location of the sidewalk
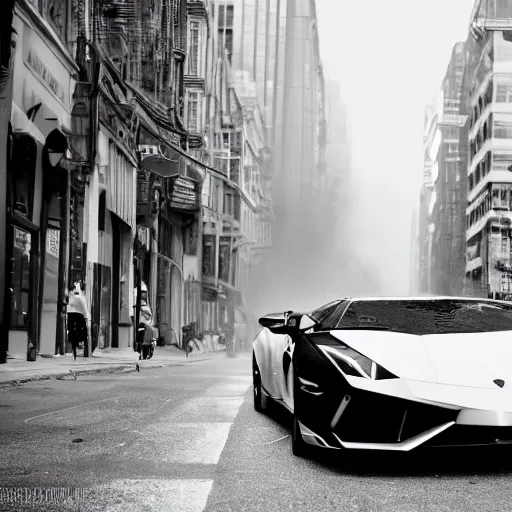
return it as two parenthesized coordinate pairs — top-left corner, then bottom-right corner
(0, 345), (227, 386)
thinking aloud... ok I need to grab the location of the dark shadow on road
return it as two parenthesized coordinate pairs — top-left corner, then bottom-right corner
(262, 399), (512, 478)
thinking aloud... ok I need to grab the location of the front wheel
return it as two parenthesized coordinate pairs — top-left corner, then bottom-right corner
(253, 352), (268, 413)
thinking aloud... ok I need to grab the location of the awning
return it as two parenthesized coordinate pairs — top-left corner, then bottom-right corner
(11, 102), (75, 161)
(10, 103), (45, 145)
(29, 102), (73, 139)
(140, 146), (181, 178)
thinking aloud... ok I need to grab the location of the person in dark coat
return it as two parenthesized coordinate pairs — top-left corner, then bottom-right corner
(67, 282), (89, 361)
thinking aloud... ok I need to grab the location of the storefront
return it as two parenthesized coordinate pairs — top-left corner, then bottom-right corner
(139, 145), (201, 348)
(6, 3), (77, 359)
(87, 75), (137, 351)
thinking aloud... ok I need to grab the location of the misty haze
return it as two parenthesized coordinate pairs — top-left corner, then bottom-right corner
(2, 0), (512, 511)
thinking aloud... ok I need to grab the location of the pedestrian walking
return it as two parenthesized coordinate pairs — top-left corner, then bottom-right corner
(67, 282), (89, 361)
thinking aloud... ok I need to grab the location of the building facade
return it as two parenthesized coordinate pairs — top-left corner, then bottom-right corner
(463, 0), (512, 299)
(194, 0), (272, 352)
(3, 0), (81, 360)
(1, 0), (327, 361)
(0, 0), (17, 363)
(418, 99), (437, 295)
(419, 43), (468, 297)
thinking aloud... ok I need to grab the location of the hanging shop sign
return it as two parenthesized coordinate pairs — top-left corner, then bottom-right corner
(168, 176), (199, 213)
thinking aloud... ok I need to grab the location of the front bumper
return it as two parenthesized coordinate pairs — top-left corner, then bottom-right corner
(298, 389), (512, 452)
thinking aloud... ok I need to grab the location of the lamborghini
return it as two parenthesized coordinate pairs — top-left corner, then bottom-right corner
(252, 297), (512, 457)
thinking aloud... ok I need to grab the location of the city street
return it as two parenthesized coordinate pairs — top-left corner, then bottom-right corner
(1, 354), (512, 511)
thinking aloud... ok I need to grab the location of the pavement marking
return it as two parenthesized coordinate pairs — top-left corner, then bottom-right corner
(122, 422), (233, 464)
(24, 397), (118, 424)
(88, 479), (214, 512)
(203, 380), (251, 398)
(164, 397), (245, 423)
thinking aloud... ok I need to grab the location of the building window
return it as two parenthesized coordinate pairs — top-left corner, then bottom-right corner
(202, 234), (216, 277)
(502, 236), (509, 255)
(187, 21), (200, 76)
(98, 191), (106, 232)
(444, 126), (458, 139)
(496, 83), (512, 103)
(494, 119), (512, 139)
(218, 236), (231, 282)
(217, 5), (234, 61)
(187, 91), (200, 133)
(224, 186), (234, 216)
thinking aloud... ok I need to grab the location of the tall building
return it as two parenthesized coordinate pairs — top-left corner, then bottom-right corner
(463, 0), (512, 299)
(417, 42), (468, 297)
(324, 80), (350, 223)
(428, 43), (468, 296)
(410, 209), (419, 295)
(418, 99), (437, 295)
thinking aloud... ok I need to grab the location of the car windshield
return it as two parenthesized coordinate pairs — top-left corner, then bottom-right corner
(325, 299), (512, 335)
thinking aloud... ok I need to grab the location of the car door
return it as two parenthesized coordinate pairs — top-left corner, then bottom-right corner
(253, 313), (288, 399)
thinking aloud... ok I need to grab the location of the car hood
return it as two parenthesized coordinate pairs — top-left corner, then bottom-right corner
(328, 329), (512, 389)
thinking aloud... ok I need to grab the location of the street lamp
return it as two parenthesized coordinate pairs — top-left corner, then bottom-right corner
(45, 129), (68, 168)
(47, 149), (65, 168)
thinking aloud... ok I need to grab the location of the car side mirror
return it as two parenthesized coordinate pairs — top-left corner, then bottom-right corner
(258, 313), (317, 335)
(259, 314), (286, 330)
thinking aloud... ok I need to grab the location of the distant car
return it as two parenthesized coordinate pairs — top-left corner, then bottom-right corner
(252, 297), (512, 457)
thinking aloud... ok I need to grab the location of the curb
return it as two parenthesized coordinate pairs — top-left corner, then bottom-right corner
(0, 354), (217, 388)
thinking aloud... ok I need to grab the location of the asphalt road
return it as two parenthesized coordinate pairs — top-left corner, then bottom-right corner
(0, 354), (512, 511)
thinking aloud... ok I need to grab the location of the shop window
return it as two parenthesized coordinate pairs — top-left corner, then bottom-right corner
(11, 134), (37, 219)
(9, 228), (31, 329)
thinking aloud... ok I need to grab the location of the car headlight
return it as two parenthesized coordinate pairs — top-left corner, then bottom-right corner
(318, 343), (398, 380)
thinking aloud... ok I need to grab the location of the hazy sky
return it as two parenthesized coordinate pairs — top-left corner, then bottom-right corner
(316, 0), (475, 295)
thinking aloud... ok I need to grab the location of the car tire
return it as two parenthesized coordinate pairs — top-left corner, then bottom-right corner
(292, 415), (309, 458)
(253, 352), (267, 413)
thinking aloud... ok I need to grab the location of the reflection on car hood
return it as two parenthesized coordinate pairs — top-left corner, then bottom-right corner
(328, 329), (512, 389)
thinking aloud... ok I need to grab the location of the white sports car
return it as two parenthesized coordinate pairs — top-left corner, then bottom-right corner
(252, 297), (512, 457)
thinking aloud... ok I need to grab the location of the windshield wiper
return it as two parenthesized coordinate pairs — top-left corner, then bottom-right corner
(330, 325), (392, 331)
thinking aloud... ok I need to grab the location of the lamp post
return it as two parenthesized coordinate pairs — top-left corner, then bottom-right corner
(45, 131), (69, 356)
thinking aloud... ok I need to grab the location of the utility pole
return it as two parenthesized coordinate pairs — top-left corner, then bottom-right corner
(134, 232), (142, 351)
(56, 169), (70, 355)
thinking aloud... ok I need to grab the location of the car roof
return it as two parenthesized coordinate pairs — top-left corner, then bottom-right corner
(341, 296), (510, 305)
